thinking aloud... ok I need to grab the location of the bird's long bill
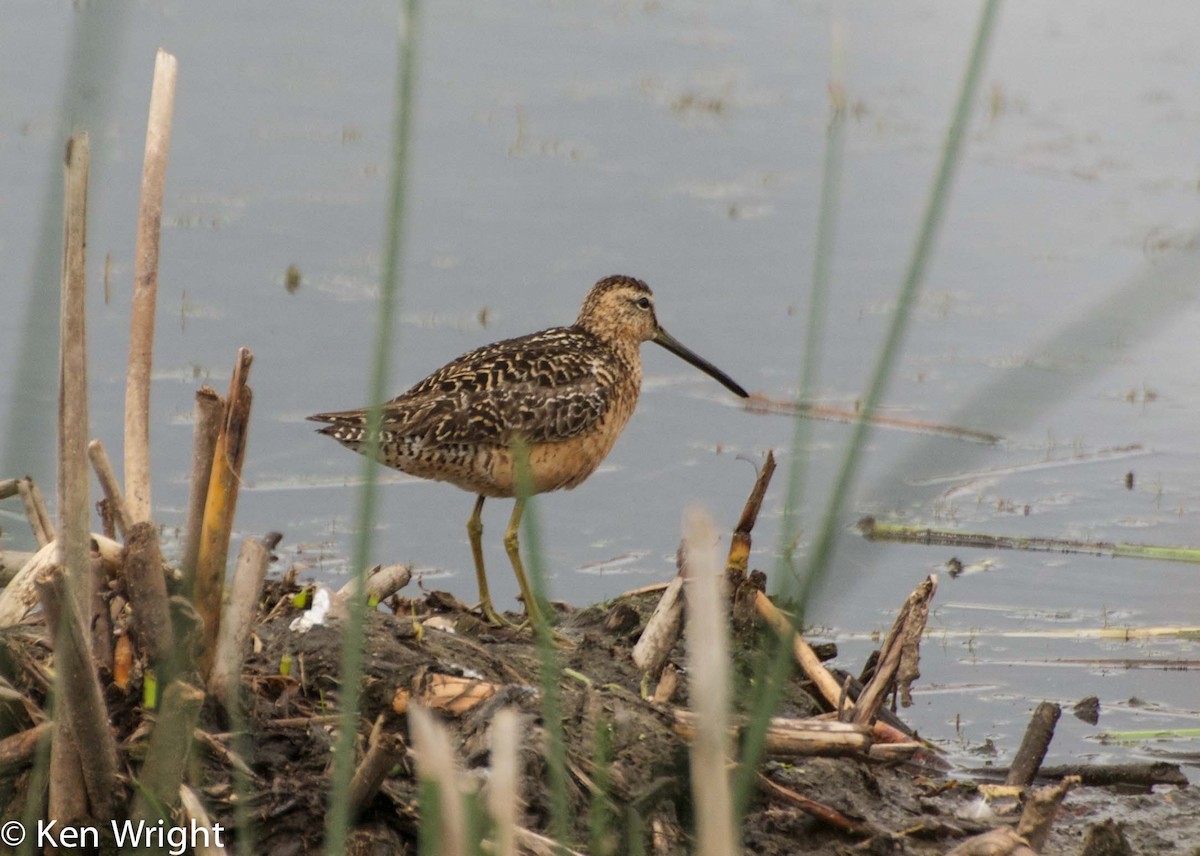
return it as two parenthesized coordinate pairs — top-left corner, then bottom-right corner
(653, 327), (749, 398)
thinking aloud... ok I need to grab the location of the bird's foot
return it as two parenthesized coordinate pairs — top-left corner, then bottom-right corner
(473, 599), (518, 628)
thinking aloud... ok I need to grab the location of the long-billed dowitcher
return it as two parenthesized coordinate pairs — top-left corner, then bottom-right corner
(310, 275), (748, 626)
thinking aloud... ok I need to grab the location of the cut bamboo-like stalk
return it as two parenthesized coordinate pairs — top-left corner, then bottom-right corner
(0, 478), (18, 500)
(0, 535), (121, 628)
(181, 386), (224, 593)
(86, 439), (129, 539)
(130, 680), (205, 823)
(194, 348), (254, 678)
(37, 564), (119, 822)
(124, 48), (178, 525)
(208, 537), (271, 712)
(673, 710), (871, 757)
(681, 507), (737, 856)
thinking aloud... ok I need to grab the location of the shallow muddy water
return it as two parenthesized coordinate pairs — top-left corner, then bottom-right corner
(3, 0), (1200, 776)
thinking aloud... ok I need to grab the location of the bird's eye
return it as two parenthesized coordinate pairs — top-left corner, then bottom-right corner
(635, 297), (651, 310)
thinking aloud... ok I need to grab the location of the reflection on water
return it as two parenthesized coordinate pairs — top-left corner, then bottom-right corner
(2, 0), (1200, 772)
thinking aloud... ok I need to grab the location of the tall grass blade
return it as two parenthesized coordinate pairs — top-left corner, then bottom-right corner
(322, 2), (421, 852)
(488, 708), (520, 856)
(512, 443), (570, 851)
(734, 0), (1001, 819)
(411, 704), (468, 856)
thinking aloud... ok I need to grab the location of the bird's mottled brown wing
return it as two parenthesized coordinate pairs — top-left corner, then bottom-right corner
(311, 327), (623, 448)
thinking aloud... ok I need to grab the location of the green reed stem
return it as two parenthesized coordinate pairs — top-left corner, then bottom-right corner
(323, 3), (420, 853)
(733, 0), (1001, 820)
(513, 447), (571, 852)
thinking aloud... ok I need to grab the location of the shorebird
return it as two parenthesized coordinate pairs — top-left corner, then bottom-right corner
(310, 275), (748, 627)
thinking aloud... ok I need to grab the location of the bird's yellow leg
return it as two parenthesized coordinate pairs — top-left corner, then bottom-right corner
(467, 495), (511, 627)
(502, 497), (546, 628)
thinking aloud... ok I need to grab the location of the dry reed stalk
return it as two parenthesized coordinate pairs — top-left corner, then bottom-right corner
(194, 348), (253, 677)
(124, 48), (178, 525)
(38, 564), (119, 822)
(336, 562), (412, 604)
(181, 386), (223, 593)
(59, 131), (92, 631)
(726, 451), (775, 577)
(208, 537), (271, 712)
(408, 703), (468, 856)
(124, 521), (176, 673)
(851, 574), (936, 725)
(347, 715), (408, 821)
(681, 506), (737, 856)
(753, 591), (912, 745)
(86, 439), (129, 538)
(487, 708), (520, 856)
(631, 569), (684, 677)
(672, 710), (871, 757)
(0, 535), (119, 627)
(18, 477), (55, 547)
(87, 553), (113, 670)
(130, 680), (204, 823)
(0, 478), (18, 500)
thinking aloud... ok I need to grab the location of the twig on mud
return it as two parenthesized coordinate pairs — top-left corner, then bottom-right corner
(194, 347), (254, 678)
(209, 537), (273, 713)
(130, 680), (204, 823)
(348, 715), (408, 822)
(181, 386), (224, 593)
(756, 772), (876, 837)
(87, 439), (129, 539)
(124, 48), (177, 526)
(726, 451), (776, 579)
(673, 710), (871, 758)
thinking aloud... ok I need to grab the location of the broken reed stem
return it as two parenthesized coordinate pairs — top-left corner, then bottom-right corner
(0, 723), (51, 779)
(86, 439), (129, 539)
(124, 521), (176, 677)
(851, 574), (936, 725)
(0, 478), (18, 500)
(181, 386), (224, 593)
(335, 563), (412, 605)
(124, 48), (178, 526)
(682, 507), (737, 856)
(38, 564), (119, 822)
(347, 716), (408, 821)
(130, 680), (205, 824)
(194, 348), (254, 678)
(726, 450), (776, 578)
(88, 553), (113, 671)
(208, 537), (271, 713)
(18, 477), (55, 547)
(1006, 702), (1062, 788)
(631, 567), (684, 678)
